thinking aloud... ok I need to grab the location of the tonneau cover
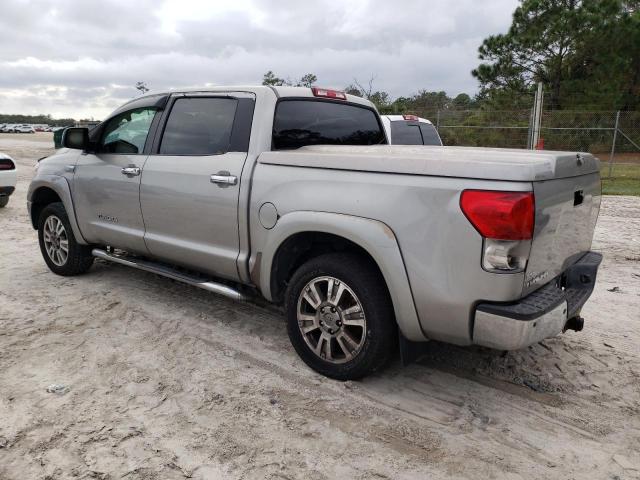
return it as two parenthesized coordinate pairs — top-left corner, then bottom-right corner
(258, 145), (600, 182)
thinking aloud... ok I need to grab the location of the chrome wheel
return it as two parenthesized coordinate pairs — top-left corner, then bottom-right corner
(296, 276), (367, 364)
(43, 215), (69, 266)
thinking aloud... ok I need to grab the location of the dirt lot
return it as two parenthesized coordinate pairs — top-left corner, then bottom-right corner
(1, 133), (639, 479)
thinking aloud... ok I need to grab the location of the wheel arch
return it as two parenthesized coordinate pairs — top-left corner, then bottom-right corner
(28, 176), (88, 244)
(257, 211), (427, 341)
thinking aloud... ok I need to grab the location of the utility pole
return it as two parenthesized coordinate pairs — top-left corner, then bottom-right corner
(530, 82), (544, 150)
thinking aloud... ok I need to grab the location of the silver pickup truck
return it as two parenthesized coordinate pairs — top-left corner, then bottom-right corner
(28, 86), (602, 379)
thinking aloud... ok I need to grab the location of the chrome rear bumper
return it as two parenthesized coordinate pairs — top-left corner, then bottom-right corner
(472, 251), (602, 350)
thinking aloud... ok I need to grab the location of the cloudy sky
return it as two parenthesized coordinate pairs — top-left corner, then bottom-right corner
(0, 0), (518, 120)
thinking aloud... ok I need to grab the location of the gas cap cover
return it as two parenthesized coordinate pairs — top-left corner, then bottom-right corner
(259, 202), (278, 229)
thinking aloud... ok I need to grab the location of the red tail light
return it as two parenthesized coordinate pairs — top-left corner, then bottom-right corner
(311, 87), (347, 100)
(0, 159), (15, 170)
(403, 114), (419, 121)
(460, 190), (535, 240)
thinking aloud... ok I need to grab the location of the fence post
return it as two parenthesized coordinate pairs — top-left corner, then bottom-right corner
(527, 105), (534, 149)
(608, 111), (620, 179)
(530, 82), (544, 149)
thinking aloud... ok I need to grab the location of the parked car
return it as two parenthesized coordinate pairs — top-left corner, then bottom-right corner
(14, 125), (35, 133)
(1, 124), (15, 133)
(382, 114), (443, 145)
(28, 86), (602, 379)
(0, 153), (17, 208)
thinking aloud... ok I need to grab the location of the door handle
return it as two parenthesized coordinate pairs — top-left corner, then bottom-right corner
(210, 171), (238, 187)
(121, 166), (141, 176)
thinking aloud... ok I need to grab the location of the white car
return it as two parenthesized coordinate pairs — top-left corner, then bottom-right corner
(0, 153), (17, 208)
(14, 125), (36, 133)
(381, 114), (443, 146)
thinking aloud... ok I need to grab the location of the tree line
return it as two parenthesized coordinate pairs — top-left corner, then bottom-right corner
(0, 113), (76, 127)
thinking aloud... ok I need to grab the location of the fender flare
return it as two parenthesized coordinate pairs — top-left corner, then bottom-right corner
(28, 175), (88, 245)
(258, 211), (427, 341)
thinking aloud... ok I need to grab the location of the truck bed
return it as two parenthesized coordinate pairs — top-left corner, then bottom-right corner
(258, 145), (600, 182)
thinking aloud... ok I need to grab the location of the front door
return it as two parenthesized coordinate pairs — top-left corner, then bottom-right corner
(73, 107), (158, 253)
(140, 95), (250, 281)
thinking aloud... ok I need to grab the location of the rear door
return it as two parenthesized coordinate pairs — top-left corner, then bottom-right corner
(73, 106), (159, 253)
(139, 93), (255, 281)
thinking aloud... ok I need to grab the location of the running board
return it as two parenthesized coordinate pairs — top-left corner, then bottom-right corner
(92, 248), (249, 301)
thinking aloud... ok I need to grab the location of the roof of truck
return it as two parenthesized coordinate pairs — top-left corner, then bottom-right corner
(132, 86), (374, 108)
(382, 115), (433, 124)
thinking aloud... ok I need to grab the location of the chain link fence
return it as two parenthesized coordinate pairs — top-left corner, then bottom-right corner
(415, 105), (639, 194)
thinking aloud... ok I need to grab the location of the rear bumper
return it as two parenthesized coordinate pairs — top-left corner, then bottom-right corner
(472, 251), (602, 350)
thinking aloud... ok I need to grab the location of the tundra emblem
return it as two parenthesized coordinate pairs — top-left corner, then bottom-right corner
(98, 214), (118, 223)
(525, 271), (549, 288)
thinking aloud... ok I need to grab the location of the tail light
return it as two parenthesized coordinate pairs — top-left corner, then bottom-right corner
(460, 190), (534, 240)
(0, 158), (15, 170)
(311, 87), (347, 100)
(403, 114), (419, 121)
(460, 190), (535, 272)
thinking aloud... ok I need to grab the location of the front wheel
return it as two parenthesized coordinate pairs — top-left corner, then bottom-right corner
(285, 253), (396, 380)
(38, 202), (94, 276)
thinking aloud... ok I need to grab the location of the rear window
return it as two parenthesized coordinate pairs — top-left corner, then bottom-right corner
(272, 100), (386, 150)
(420, 124), (442, 146)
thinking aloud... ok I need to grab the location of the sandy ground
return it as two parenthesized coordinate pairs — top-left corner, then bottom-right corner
(1, 132), (639, 479)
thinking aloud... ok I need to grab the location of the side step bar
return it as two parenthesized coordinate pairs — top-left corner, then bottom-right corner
(92, 248), (249, 301)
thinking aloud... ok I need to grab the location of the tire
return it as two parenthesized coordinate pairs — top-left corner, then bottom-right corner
(285, 253), (396, 380)
(0, 196), (8, 208)
(38, 202), (94, 276)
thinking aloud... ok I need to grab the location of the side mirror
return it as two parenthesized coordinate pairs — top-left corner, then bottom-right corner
(62, 127), (89, 150)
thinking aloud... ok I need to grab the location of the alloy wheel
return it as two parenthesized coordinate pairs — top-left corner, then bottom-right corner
(296, 276), (367, 364)
(43, 215), (69, 266)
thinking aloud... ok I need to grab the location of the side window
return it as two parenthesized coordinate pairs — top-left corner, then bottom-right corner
(159, 97), (238, 155)
(390, 121), (423, 145)
(420, 124), (442, 146)
(100, 107), (157, 154)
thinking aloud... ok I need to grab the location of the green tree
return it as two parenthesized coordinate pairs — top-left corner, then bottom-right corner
(346, 77), (392, 111)
(452, 93), (474, 109)
(262, 71), (319, 87)
(408, 90), (452, 111)
(296, 73), (317, 87)
(473, 0), (640, 109)
(262, 70), (289, 86)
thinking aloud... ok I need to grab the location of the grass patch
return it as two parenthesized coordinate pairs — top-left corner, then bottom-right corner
(601, 164), (640, 195)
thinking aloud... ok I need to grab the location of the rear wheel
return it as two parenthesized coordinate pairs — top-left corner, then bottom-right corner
(285, 253), (396, 380)
(38, 202), (94, 276)
(0, 196), (8, 208)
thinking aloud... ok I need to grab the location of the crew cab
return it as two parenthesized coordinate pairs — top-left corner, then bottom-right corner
(28, 86), (602, 379)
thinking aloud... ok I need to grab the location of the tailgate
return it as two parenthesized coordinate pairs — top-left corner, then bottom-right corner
(523, 172), (601, 295)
